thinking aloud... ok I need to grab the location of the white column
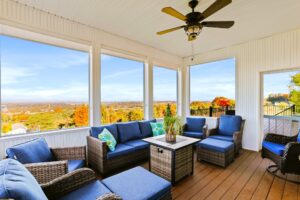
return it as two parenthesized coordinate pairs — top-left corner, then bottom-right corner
(181, 61), (190, 121)
(144, 58), (154, 120)
(89, 43), (101, 126)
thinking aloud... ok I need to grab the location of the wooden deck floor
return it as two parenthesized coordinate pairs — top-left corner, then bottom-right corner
(140, 150), (300, 200)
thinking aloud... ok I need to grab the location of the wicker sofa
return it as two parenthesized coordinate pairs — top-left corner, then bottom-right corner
(87, 119), (156, 175)
(0, 159), (172, 200)
(6, 138), (86, 184)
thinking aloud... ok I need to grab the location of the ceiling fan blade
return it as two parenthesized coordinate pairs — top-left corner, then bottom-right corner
(162, 7), (187, 21)
(201, 21), (234, 28)
(202, 0), (232, 20)
(157, 25), (186, 35)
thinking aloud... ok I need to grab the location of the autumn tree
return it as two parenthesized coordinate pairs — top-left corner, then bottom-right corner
(289, 73), (300, 105)
(74, 105), (88, 127)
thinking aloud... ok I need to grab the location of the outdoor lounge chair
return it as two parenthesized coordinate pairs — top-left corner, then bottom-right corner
(6, 137), (86, 184)
(207, 115), (245, 154)
(0, 159), (172, 200)
(183, 117), (208, 139)
(262, 131), (300, 183)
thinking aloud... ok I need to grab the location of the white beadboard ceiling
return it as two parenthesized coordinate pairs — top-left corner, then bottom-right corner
(14, 0), (300, 57)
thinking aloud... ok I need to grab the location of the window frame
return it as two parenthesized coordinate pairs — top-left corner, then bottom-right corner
(153, 65), (179, 119)
(100, 51), (146, 124)
(0, 25), (92, 137)
(188, 57), (237, 117)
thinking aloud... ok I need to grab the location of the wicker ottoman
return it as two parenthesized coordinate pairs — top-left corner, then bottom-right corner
(197, 138), (234, 168)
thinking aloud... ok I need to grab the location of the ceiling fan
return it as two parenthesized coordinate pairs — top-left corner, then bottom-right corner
(157, 0), (234, 41)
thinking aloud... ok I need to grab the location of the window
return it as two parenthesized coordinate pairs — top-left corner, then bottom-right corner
(190, 58), (235, 117)
(0, 35), (89, 136)
(153, 66), (177, 118)
(101, 54), (144, 124)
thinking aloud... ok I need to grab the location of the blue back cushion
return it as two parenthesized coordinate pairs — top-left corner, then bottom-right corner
(139, 119), (156, 138)
(186, 117), (206, 132)
(0, 159), (47, 200)
(6, 138), (55, 164)
(90, 124), (119, 142)
(218, 115), (242, 136)
(117, 121), (142, 143)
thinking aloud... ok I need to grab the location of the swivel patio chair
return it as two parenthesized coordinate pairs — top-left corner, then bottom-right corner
(183, 117), (208, 139)
(262, 131), (300, 183)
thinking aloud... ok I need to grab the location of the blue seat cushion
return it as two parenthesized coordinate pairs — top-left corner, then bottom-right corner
(103, 166), (171, 200)
(209, 135), (234, 142)
(117, 121), (142, 143)
(198, 138), (234, 153)
(183, 131), (204, 139)
(57, 180), (111, 200)
(186, 117), (206, 132)
(218, 115), (242, 136)
(262, 141), (285, 156)
(107, 144), (135, 159)
(124, 140), (150, 150)
(139, 119), (156, 138)
(68, 160), (85, 172)
(90, 124), (119, 142)
(0, 159), (47, 200)
(6, 138), (55, 164)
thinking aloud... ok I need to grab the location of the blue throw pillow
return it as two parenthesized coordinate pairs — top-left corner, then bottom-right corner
(139, 119), (157, 138)
(117, 122), (142, 143)
(98, 128), (117, 151)
(218, 115), (242, 136)
(90, 124), (119, 142)
(6, 138), (55, 164)
(0, 159), (47, 200)
(186, 117), (206, 132)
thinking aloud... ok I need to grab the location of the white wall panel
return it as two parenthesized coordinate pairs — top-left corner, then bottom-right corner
(184, 28), (300, 151)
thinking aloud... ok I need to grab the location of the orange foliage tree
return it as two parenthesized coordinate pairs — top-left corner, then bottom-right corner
(74, 105), (88, 127)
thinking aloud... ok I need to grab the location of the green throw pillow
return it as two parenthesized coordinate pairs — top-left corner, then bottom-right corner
(98, 128), (117, 152)
(150, 122), (166, 136)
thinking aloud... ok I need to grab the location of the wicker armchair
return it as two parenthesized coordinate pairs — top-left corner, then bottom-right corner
(87, 136), (148, 175)
(262, 133), (300, 177)
(183, 117), (208, 139)
(207, 115), (245, 154)
(6, 138), (86, 184)
(25, 146), (86, 184)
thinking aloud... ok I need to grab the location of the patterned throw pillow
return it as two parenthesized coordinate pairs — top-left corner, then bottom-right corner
(98, 128), (117, 152)
(150, 122), (166, 136)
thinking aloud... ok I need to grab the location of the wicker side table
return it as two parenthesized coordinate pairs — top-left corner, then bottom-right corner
(143, 135), (199, 185)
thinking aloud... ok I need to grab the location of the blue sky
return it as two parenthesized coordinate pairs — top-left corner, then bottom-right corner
(1, 35), (89, 103)
(264, 71), (300, 98)
(190, 58), (236, 101)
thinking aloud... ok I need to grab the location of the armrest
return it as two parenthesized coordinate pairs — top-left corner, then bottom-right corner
(207, 128), (218, 136)
(182, 124), (187, 132)
(25, 160), (68, 184)
(202, 124), (208, 138)
(96, 193), (122, 200)
(264, 133), (297, 145)
(87, 136), (107, 158)
(42, 168), (96, 199)
(233, 131), (242, 143)
(282, 142), (300, 169)
(52, 146), (86, 161)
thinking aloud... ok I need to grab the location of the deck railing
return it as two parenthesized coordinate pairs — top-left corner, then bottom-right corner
(190, 106), (235, 117)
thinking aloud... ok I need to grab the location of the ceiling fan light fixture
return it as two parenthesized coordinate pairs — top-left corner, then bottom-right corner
(185, 25), (202, 40)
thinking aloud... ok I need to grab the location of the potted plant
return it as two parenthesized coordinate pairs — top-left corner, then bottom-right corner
(163, 104), (182, 143)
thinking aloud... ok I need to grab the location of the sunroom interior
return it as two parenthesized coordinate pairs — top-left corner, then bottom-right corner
(1, 0), (300, 199)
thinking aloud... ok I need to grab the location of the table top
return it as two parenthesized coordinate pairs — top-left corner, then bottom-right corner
(142, 135), (200, 151)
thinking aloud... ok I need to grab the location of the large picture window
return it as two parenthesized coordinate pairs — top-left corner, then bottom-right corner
(0, 35), (89, 136)
(190, 58), (235, 117)
(153, 66), (177, 118)
(101, 54), (144, 124)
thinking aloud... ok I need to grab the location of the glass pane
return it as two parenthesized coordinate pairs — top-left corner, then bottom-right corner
(153, 66), (177, 118)
(101, 54), (144, 124)
(1, 35), (89, 135)
(190, 58), (235, 117)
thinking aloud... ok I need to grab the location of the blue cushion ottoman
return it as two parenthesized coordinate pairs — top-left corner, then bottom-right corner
(102, 166), (172, 200)
(197, 138), (234, 167)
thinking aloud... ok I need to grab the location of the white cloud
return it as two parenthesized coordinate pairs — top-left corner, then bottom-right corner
(1, 63), (36, 85)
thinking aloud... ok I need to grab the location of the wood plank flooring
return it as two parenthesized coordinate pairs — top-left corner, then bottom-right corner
(139, 150), (299, 200)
